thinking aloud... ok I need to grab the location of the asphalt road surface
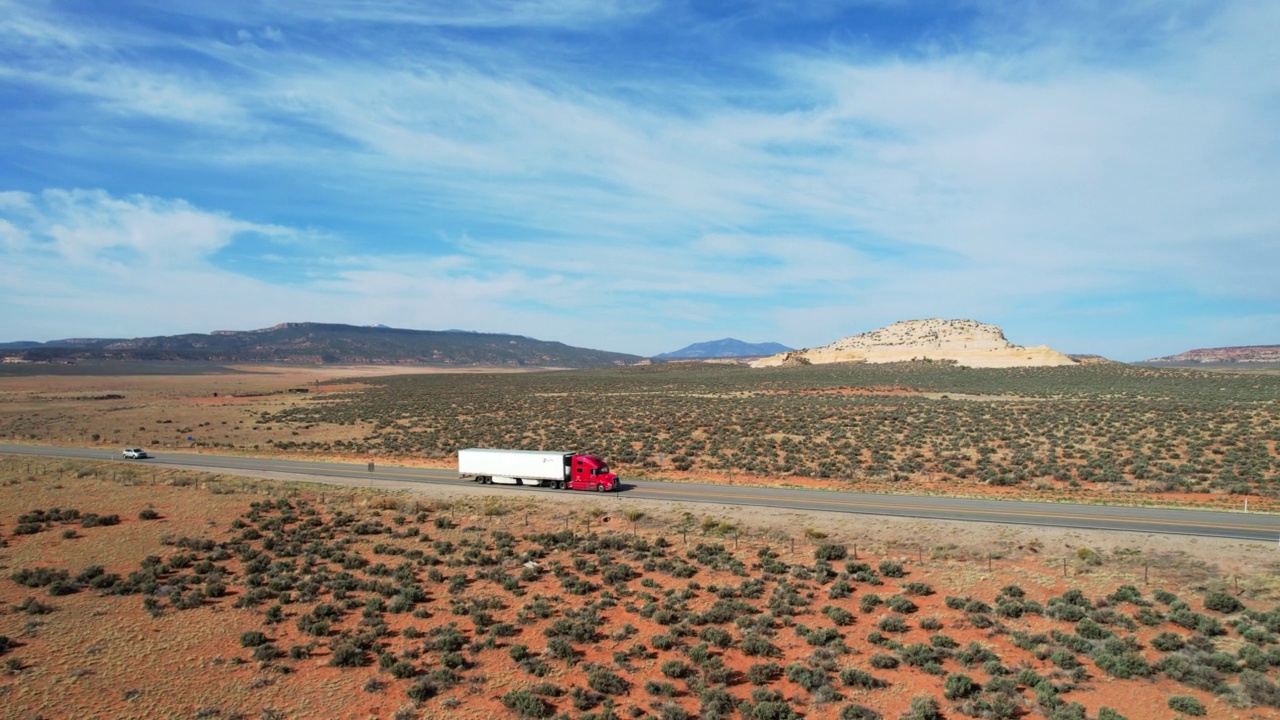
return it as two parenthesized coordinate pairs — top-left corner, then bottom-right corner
(2, 443), (1276, 542)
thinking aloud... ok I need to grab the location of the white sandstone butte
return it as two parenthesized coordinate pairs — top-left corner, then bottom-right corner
(751, 319), (1077, 369)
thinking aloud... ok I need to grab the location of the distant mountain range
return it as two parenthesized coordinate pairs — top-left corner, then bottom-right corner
(654, 338), (793, 359)
(1144, 345), (1280, 364)
(0, 322), (639, 368)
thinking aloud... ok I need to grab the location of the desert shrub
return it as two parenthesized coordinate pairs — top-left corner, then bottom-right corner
(1076, 618), (1112, 640)
(508, 644), (531, 663)
(815, 545), (848, 561)
(645, 679), (678, 697)
(1108, 585), (1144, 605)
(878, 561), (905, 578)
(569, 686), (604, 711)
(661, 659), (691, 679)
(1154, 589), (1178, 605)
(1075, 547), (1101, 565)
(918, 617), (941, 631)
(240, 631), (268, 647)
(686, 642), (712, 664)
(329, 642), (367, 667)
(785, 662), (828, 692)
(840, 667), (886, 689)
(1046, 603), (1087, 622)
(901, 695), (941, 720)
(252, 643), (282, 662)
(405, 678), (437, 702)
(1152, 632), (1186, 652)
(878, 615), (908, 633)
(1096, 710), (1128, 720)
(388, 660), (417, 679)
(16, 597), (54, 615)
(47, 580), (78, 596)
(968, 613), (994, 629)
(732, 633), (775, 658)
(546, 637), (575, 661)
(1047, 702), (1087, 720)
(1241, 670), (1280, 707)
(746, 662), (783, 684)
(651, 633), (677, 651)
(1048, 648), (1079, 669)
(859, 594), (883, 613)
(995, 601), (1026, 619)
(1093, 650), (1151, 679)
(899, 643), (940, 668)
(700, 685), (736, 718)
(805, 627), (843, 648)
(601, 563), (636, 584)
(868, 653), (898, 669)
(929, 633), (958, 649)
(942, 673), (977, 700)
(902, 582), (933, 596)
(824, 606), (854, 626)
(138, 509), (160, 521)
(1204, 592), (1244, 614)
(11, 567), (69, 588)
(501, 689), (552, 718)
(587, 668), (629, 695)
(885, 596), (917, 614)
(840, 705), (882, 720)
(80, 513), (120, 528)
(1166, 696), (1205, 716)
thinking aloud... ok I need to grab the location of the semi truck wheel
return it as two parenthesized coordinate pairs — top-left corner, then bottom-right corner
(596, 484), (604, 492)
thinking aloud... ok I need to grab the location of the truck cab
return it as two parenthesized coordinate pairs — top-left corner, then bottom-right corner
(567, 454), (618, 491)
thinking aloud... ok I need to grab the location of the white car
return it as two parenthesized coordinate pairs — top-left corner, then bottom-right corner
(122, 448), (149, 459)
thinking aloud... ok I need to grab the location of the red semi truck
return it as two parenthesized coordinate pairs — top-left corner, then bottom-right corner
(458, 448), (619, 492)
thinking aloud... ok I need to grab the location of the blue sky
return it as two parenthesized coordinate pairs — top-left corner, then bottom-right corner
(1, 1), (1277, 360)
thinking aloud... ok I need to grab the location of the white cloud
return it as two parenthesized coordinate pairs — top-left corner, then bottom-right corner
(2, 2), (1278, 357)
(0, 218), (30, 252)
(3, 189), (284, 269)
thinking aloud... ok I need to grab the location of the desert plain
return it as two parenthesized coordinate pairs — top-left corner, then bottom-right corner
(1, 361), (1280, 720)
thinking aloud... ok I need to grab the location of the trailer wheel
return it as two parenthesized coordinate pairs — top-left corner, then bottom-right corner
(555, 481), (563, 490)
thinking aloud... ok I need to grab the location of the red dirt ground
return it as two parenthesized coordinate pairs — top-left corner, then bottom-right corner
(2, 457), (1278, 720)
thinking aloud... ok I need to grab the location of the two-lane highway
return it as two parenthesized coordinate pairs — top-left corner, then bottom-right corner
(2, 443), (1276, 542)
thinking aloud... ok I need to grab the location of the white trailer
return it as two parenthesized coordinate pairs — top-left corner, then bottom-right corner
(458, 448), (570, 487)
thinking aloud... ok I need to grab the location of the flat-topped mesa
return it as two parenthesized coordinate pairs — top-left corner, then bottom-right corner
(1145, 345), (1280, 364)
(752, 318), (1077, 369)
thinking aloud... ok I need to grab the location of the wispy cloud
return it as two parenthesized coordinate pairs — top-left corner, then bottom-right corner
(1, 1), (1277, 359)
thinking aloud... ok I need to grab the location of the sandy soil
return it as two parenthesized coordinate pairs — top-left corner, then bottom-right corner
(2, 458), (1279, 720)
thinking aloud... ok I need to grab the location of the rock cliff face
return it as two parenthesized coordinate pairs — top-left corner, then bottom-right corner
(1145, 345), (1280, 364)
(751, 319), (1076, 369)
